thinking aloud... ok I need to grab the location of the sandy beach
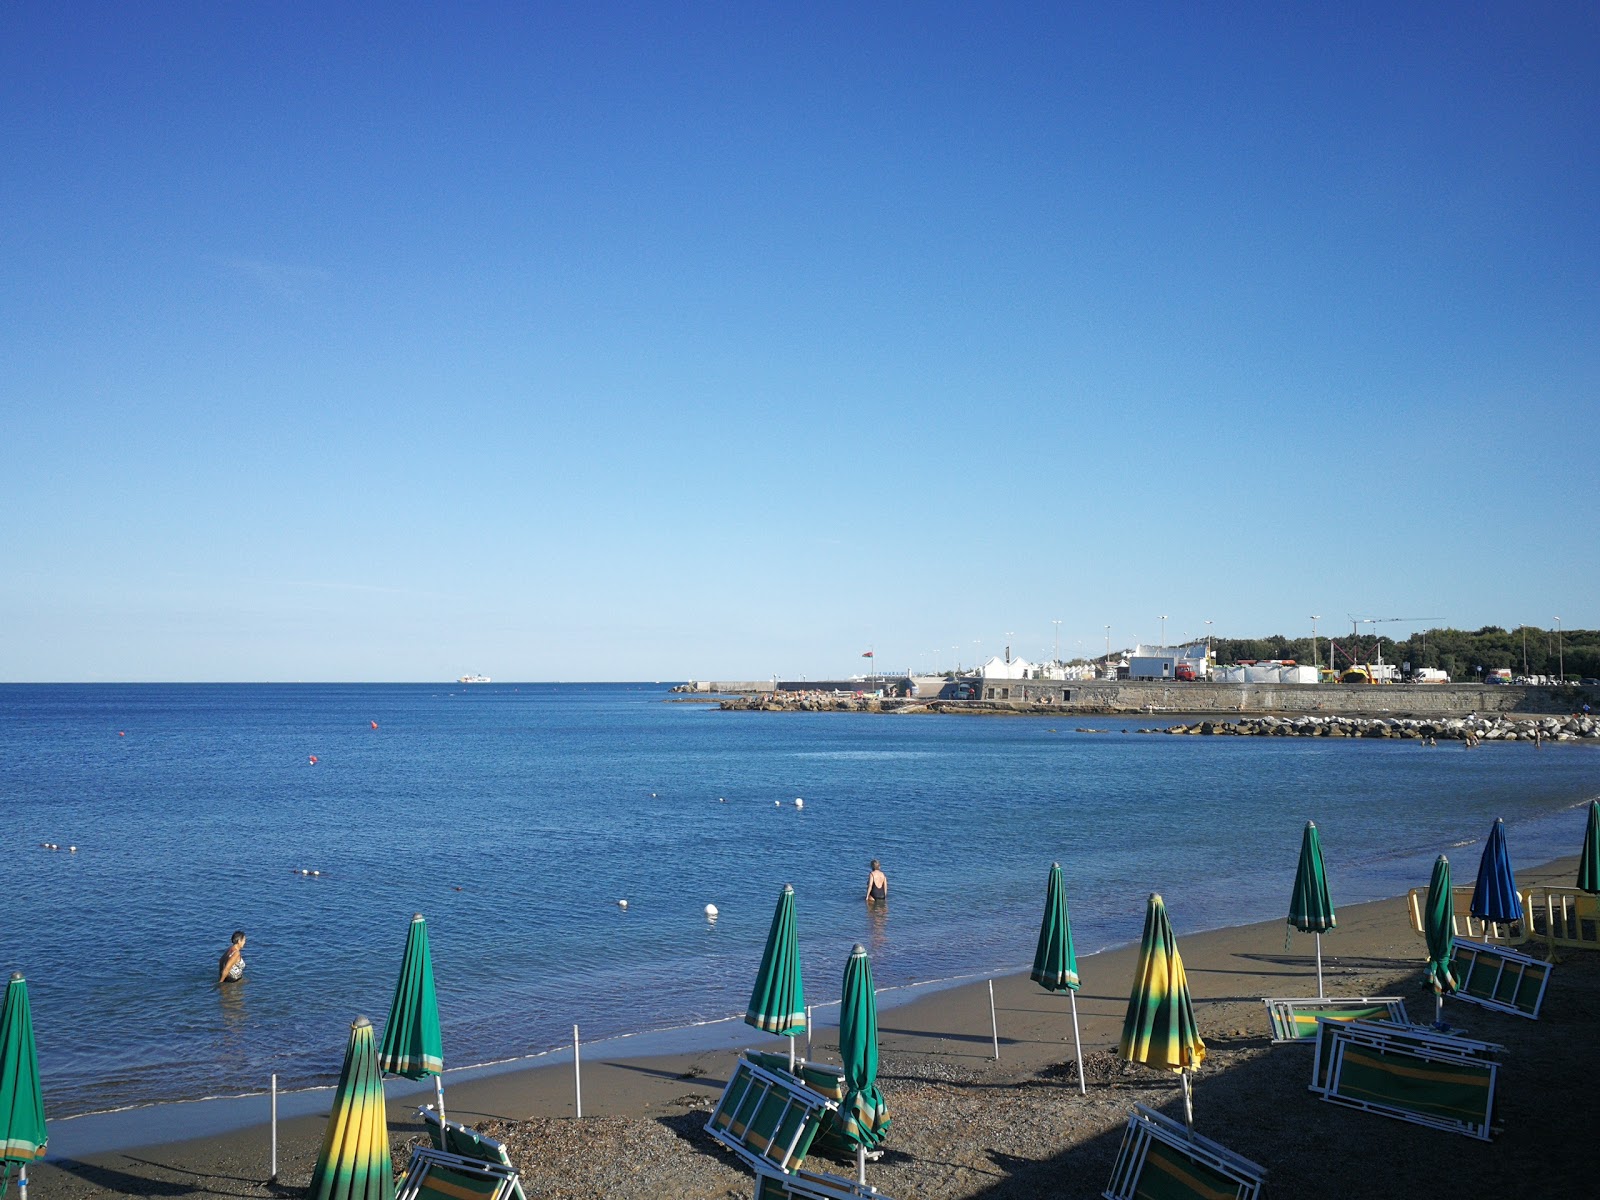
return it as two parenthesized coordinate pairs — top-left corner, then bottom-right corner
(29, 856), (1596, 1198)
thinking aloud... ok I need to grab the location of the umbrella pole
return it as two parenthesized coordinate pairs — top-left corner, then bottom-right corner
(1068, 989), (1086, 1096)
(857, 1145), (866, 1187)
(788, 1033), (795, 1073)
(573, 1024), (583, 1119)
(435, 1074), (447, 1134)
(1180, 1069), (1194, 1130)
(19, 1163), (27, 1200)
(805, 1005), (813, 1062)
(1315, 931), (1324, 998)
(270, 1072), (278, 1185)
(987, 979), (999, 1061)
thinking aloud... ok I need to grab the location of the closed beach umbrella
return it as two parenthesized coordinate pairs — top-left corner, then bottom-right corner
(1469, 818), (1522, 926)
(745, 884), (806, 1070)
(0, 973), (47, 1200)
(1288, 821), (1336, 997)
(1577, 801), (1600, 894)
(309, 1017), (394, 1200)
(1423, 855), (1457, 1028)
(1118, 894), (1205, 1127)
(838, 944), (891, 1186)
(379, 914), (446, 1130)
(1030, 862), (1086, 1094)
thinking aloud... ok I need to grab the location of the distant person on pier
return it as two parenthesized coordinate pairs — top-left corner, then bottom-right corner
(217, 930), (247, 984)
(866, 860), (888, 905)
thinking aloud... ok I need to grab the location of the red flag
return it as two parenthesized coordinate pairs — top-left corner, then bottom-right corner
(861, 651), (874, 658)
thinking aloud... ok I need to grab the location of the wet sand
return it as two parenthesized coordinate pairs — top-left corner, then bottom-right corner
(31, 857), (1596, 1198)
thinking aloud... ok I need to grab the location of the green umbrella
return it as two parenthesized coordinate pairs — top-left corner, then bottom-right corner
(379, 914), (445, 1131)
(1423, 855), (1457, 1028)
(1288, 821), (1336, 997)
(838, 944), (891, 1187)
(745, 884), (806, 1070)
(0, 973), (47, 1200)
(309, 1017), (394, 1200)
(1030, 862), (1085, 1094)
(1578, 801), (1600, 895)
(1118, 894), (1206, 1127)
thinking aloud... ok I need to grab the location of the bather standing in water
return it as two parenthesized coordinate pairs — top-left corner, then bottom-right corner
(217, 930), (247, 984)
(866, 860), (888, 905)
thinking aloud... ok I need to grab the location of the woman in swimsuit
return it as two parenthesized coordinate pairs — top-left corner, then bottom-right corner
(217, 930), (247, 984)
(866, 860), (888, 904)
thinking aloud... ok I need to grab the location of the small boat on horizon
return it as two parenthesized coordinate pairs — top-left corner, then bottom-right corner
(458, 674), (491, 684)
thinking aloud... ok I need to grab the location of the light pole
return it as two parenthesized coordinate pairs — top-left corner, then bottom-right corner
(1052, 619), (1061, 663)
(1522, 625), (1529, 675)
(1556, 617), (1563, 682)
(1105, 625), (1111, 662)
(1310, 615), (1320, 672)
(1159, 615), (1168, 646)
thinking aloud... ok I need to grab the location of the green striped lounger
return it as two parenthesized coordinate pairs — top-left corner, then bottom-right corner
(1310, 1018), (1502, 1140)
(1102, 1104), (1265, 1200)
(1262, 996), (1409, 1043)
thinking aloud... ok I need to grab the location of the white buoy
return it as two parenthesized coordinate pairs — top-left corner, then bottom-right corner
(68, 845), (77, 852)
(794, 798), (804, 809)
(618, 899), (628, 909)
(775, 799), (782, 806)
(310, 870), (321, 876)
(704, 903), (719, 918)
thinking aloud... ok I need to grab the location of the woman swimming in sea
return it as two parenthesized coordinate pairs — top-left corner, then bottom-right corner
(217, 930), (247, 984)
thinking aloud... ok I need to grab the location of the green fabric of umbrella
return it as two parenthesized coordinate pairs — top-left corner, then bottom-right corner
(1030, 862), (1080, 991)
(1578, 801), (1600, 895)
(379, 914), (443, 1079)
(1118, 894), (1206, 1074)
(1288, 821), (1336, 933)
(0, 973), (47, 1164)
(837, 945), (891, 1155)
(745, 884), (806, 1037)
(1423, 855), (1457, 996)
(309, 1017), (394, 1200)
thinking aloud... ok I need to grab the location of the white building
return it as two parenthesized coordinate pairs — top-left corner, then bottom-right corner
(1128, 642), (1211, 680)
(980, 654), (1037, 680)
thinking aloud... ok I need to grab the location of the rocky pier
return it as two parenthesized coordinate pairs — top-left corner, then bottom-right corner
(1145, 712), (1599, 742)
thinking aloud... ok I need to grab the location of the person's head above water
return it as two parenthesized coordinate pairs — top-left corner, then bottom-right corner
(230, 930), (246, 945)
(870, 860), (880, 870)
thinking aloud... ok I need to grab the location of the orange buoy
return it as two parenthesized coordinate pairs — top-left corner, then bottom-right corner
(309, 754), (319, 765)
(370, 720), (378, 729)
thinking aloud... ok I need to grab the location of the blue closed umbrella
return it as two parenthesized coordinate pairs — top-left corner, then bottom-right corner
(1469, 819), (1522, 927)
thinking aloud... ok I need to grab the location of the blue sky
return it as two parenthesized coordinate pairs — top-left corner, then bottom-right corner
(4, 3), (1596, 681)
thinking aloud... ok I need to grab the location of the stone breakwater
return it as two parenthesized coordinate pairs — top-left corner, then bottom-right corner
(1144, 713), (1600, 742)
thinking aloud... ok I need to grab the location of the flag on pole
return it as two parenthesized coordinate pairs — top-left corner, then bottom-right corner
(861, 651), (873, 658)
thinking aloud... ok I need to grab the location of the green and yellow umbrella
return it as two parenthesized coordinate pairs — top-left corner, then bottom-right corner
(1288, 821), (1336, 997)
(308, 1017), (394, 1200)
(1577, 801), (1600, 895)
(745, 884), (806, 1069)
(1118, 894), (1205, 1126)
(838, 945), (891, 1186)
(379, 915), (443, 1079)
(1030, 862), (1086, 1094)
(1, 972), (47, 1200)
(1423, 855), (1457, 1028)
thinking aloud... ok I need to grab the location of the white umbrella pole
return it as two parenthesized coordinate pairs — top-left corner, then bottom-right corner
(1181, 1069), (1194, 1130)
(1316, 932), (1324, 998)
(987, 979), (999, 1060)
(805, 1005), (813, 1061)
(1069, 989), (1086, 1096)
(270, 1073), (278, 1184)
(573, 1024), (583, 1118)
(788, 1033), (795, 1073)
(857, 1145), (866, 1187)
(435, 1074), (447, 1133)
(19, 1164), (27, 1200)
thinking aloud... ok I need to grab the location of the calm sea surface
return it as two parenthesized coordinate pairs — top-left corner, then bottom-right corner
(3, 683), (1596, 1117)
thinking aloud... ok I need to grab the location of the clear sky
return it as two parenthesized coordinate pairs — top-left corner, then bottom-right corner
(4, 3), (1596, 682)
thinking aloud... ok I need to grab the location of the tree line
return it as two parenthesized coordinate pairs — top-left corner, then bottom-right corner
(1209, 626), (1599, 682)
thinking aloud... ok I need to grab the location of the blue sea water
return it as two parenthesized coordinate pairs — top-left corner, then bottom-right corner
(3, 682), (1597, 1119)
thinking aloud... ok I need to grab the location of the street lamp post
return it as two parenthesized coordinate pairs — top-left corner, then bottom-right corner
(1311, 615), (1320, 673)
(1159, 615), (1168, 647)
(1052, 619), (1061, 664)
(1556, 617), (1563, 682)
(1105, 625), (1111, 662)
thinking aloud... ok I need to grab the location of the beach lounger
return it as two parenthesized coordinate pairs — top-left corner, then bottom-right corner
(751, 1163), (893, 1199)
(1405, 886), (1529, 945)
(1310, 1018), (1501, 1140)
(395, 1146), (522, 1200)
(1261, 995), (1409, 1044)
(417, 1105), (527, 1200)
(706, 1055), (838, 1177)
(1525, 886), (1600, 953)
(1102, 1104), (1265, 1200)
(1447, 939), (1552, 1019)
(743, 1051), (885, 1163)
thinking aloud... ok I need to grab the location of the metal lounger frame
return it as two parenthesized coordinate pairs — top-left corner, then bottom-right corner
(1405, 886), (1529, 945)
(416, 1105), (527, 1200)
(395, 1146), (522, 1200)
(1310, 1018), (1501, 1141)
(1448, 938), (1552, 1019)
(1261, 995), (1409, 1044)
(706, 1055), (839, 1177)
(1102, 1104), (1265, 1200)
(1525, 886), (1600, 953)
(752, 1162), (892, 1199)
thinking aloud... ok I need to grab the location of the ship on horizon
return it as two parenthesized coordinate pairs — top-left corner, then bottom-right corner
(458, 673), (491, 684)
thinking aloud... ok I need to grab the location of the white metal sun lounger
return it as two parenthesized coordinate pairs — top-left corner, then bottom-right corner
(1103, 1104), (1265, 1200)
